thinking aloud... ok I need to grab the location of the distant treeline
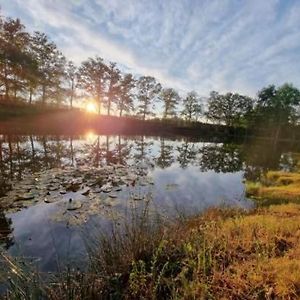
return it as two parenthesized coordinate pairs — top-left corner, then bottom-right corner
(1, 13), (300, 135)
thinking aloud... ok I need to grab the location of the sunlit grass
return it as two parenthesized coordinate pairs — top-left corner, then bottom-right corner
(246, 170), (300, 205)
(2, 203), (300, 299)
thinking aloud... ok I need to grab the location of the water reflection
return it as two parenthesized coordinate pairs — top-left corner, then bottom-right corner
(0, 134), (299, 189)
(0, 133), (299, 270)
(0, 211), (13, 249)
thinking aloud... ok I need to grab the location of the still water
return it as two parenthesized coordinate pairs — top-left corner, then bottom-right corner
(0, 132), (299, 271)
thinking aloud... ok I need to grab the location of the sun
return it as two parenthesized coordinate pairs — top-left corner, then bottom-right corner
(86, 102), (98, 114)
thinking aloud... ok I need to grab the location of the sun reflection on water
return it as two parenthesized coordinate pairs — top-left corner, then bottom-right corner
(85, 131), (97, 142)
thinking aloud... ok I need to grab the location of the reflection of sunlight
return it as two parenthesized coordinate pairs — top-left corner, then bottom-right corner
(85, 131), (97, 143)
(86, 102), (98, 114)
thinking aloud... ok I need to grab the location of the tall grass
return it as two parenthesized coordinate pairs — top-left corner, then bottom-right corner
(2, 203), (300, 299)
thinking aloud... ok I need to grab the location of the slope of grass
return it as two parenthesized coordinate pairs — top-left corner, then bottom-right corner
(2, 203), (300, 299)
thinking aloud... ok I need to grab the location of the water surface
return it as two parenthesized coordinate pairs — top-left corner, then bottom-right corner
(0, 132), (299, 271)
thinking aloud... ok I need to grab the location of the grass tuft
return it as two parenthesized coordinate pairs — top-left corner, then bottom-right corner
(246, 170), (300, 205)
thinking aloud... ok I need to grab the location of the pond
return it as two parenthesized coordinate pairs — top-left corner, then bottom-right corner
(0, 132), (299, 272)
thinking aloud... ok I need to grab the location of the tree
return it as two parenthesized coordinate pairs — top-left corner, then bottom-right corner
(104, 62), (121, 115)
(136, 76), (161, 120)
(181, 91), (202, 122)
(117, 73), (135, 117)
(256, 84), (300, 125)
(255, 83), (300, 140)
(25, 52), (39, 104)
(31, 32), (66, 104)
(0, 17), (31, 100)
(161, 88), (180, 119)
(77, 56), (108, 114)
(65, 61), (77, 108)
(205, 91), (254, 127)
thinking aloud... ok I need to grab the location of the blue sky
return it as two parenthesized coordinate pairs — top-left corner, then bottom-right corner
(1, 0), (300, 97)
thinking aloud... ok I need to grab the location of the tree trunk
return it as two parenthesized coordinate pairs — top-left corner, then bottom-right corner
(70, 137), (74, 166)
(42, 137), (48, 160)
(0, 141), (3, 165)
(8, 137), (13, 179)
(42, 85), (46, 104)
(4, 62), (9, 100)
(30, 136), (35, 159)
(95, 136), (100, 167)
(97, 94), (101, 115)
(274, 124), (281, 146)
(70, 79), (74, 109)
(107, 99), (111, 115)
(118, 135), (121, 163)
(106, 136), (110, 164)
(164, 107), (168, 119)
(29, 88), (33, 104)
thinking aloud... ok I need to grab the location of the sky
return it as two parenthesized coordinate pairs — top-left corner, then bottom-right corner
(1, 0), (300, 97)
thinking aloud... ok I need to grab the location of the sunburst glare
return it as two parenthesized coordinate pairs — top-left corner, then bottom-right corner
(86, 102), (98, 114)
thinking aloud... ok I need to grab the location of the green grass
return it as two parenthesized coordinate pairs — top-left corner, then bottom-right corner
(246, 170), (300, 205)
(2, 203), (300, 299)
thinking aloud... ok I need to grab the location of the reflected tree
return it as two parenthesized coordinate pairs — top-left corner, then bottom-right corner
(177, 140), (198, 168)
(155, 138), (174, 168)
(199, 143), (243, 173)
(116, 136), (132, 165)
(0, 211), (14, 249)
(133, 136), (154, 168)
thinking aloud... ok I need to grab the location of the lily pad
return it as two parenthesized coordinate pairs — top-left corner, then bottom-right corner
(66, 200), (83, 211)
(66, 183), (81, 192)
(81, 189), (90, 196)
(15, 193), (35, 201)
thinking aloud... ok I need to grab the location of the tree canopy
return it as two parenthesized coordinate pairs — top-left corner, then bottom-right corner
(206, 91), (254, 127)
(181, 91), (202, 122)
(0, 12), (300, 129)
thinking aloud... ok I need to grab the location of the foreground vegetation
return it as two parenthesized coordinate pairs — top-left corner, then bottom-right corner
(1, 202), (300, 299)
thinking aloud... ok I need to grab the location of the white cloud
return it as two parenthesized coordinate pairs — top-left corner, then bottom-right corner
(1, 0), (300, 97)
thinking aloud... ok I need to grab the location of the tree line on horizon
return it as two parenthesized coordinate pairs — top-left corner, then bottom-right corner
(1, 13), (300, 132)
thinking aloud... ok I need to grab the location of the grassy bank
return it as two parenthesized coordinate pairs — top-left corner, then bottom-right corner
(2, 203), (300, 299)
(246, 170), (300, 206)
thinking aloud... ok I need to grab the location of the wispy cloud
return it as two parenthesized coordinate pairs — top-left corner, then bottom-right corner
(1, 0), (300, 96)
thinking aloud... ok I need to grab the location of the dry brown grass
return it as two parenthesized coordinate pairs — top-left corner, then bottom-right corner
(2, 204), (300, 299)
(246, 170), (300, 204)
